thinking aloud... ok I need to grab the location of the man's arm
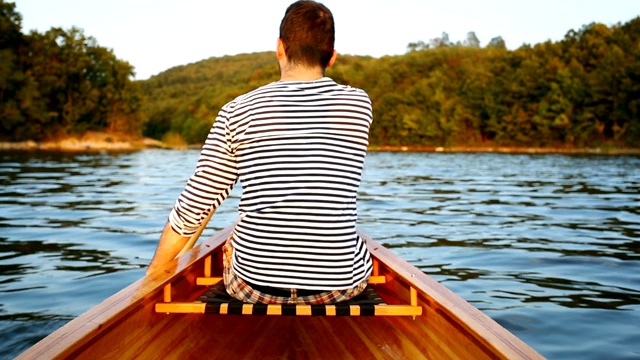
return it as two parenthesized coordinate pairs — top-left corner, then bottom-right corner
(147, 222), (190, 275)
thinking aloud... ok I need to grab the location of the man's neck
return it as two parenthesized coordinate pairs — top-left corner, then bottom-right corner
(279, 63), (325, 82)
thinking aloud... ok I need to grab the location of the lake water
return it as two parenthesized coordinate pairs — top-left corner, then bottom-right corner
(1, 150), (639, 359)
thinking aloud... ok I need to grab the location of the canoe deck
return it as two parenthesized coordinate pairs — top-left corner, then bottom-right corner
(18, 226), (544, 360)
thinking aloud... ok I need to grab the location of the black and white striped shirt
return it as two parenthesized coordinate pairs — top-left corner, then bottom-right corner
(169, 77), (373, 290)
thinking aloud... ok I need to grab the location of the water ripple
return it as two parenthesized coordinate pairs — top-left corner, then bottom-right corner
(0, 151), (639, 359)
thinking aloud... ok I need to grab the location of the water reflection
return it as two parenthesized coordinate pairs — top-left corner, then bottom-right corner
(1, 150), (639, 359)
(357, 152), (640, 359)
(513, 274), (640, 310)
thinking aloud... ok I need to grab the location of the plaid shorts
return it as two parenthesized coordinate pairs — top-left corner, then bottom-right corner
(222, 237), (368, 305)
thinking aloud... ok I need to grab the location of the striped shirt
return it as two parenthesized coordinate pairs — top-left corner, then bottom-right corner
(169, 77), (373, 290)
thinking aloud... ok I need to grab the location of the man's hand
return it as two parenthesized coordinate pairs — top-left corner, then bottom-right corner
(147, 222), (190, 275)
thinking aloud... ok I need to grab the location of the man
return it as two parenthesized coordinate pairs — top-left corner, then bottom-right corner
(147, 0), (373, 304)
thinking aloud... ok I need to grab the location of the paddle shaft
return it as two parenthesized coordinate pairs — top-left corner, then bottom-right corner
(176, 210), (214, 257)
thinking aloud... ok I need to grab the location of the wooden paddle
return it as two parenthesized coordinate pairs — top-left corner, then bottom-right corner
(176, 210), (214, 257)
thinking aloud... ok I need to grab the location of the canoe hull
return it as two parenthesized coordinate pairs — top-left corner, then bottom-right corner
(18, 226), (543, 360)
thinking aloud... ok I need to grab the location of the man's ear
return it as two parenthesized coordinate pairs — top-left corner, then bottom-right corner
(327, 50), (338, 68)
(277, 38), (286, 60)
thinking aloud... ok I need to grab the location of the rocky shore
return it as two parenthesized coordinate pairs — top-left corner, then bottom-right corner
(2, 132), (638, 155)
(0, 132), (166, 152)
(368, 145), (640, 155)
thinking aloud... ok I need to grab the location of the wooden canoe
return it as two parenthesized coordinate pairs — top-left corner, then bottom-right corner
(17, 226), (544, 359)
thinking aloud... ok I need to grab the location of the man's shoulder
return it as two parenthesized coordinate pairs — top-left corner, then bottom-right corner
(220, 78), (370, 113)
(222, 82), (281, 110)
(326, 79), (370, 97)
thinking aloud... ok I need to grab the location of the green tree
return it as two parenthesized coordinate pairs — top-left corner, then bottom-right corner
(0, 0), (28, 138)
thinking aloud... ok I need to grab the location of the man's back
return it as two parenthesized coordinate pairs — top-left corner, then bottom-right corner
(213, 77), (373, 290)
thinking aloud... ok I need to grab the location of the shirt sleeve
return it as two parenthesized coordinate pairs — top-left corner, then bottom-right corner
(168, 110), (238, 236)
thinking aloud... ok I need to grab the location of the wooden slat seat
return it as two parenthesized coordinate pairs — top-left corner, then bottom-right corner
(155, 281), (422, 317)
(155, 257), (422, 317)
(200, 282), (386, 316)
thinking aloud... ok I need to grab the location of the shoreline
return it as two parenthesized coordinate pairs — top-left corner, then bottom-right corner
(1, 136), (639, 155)
(0, 132), (167, 152)
(368, 145), (640, 155)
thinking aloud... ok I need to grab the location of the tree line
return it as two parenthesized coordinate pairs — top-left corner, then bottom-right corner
(356, 23), (639, 148)
(142, 17), (639, 148)
(2, 0), (639, 149)
(0, 0), (144, 141)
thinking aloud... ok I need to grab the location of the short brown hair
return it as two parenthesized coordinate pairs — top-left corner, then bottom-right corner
(279, 0), (335, 69)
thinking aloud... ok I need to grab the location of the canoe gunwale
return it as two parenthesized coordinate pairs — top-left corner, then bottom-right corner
(16, 227), (233, 360)
(362, 231), (543, 359)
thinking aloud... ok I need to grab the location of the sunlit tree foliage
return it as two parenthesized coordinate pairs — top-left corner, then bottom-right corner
(2, 0), (638, 149)
(0, 0), (144, 141)
(140, 17), (640, 148)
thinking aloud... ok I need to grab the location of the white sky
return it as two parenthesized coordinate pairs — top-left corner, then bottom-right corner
(12, 0), (640, 80)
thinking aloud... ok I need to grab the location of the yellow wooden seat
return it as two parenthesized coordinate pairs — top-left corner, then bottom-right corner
(155, 258), (422, 317)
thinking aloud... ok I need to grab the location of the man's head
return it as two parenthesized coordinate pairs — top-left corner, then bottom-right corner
(279, 0), (335, 70)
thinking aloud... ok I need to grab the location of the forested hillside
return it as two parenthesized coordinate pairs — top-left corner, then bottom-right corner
(140, 52), (279, 143)
(2, 0), (639, 149)
(141, 18), (640, 148)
